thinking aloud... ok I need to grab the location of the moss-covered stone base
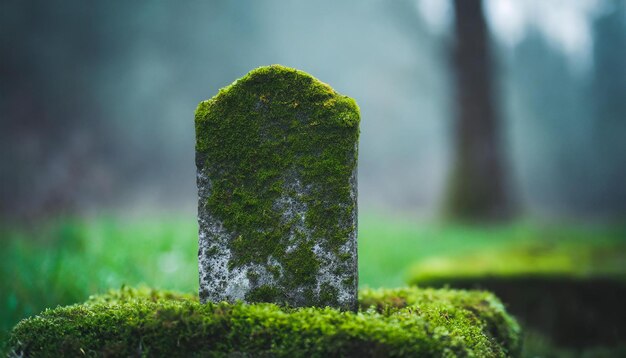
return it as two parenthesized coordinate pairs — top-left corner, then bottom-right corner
(8, 286), (520, 357)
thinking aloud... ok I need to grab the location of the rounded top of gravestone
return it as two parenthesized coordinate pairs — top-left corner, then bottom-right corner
(195, 65), (359, 131)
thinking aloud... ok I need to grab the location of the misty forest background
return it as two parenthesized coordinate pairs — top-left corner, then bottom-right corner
(1, 0), (626, 355)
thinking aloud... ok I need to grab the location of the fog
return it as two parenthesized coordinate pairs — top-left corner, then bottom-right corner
(1, 0), (624, 220)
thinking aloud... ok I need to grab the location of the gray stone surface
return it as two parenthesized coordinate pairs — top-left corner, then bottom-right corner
(195, 65), (360, 310)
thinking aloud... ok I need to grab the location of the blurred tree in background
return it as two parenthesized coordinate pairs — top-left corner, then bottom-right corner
(446, 0), (513, 221)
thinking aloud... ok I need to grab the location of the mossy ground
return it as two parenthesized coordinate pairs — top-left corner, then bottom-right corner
(407, 241), (626, 284)
(9, 286), (520, 357)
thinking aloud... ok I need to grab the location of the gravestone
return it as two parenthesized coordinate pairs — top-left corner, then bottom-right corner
(195, 65), (359, 310)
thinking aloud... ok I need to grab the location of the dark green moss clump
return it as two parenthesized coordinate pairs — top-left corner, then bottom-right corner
(8, 286), (520, 357)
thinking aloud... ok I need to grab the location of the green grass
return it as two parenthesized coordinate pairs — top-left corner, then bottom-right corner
(359, 213), (626, 288)
(0, 216), (199, 344)
(8, 286), (520, 357)
(2, 212), (625, 351)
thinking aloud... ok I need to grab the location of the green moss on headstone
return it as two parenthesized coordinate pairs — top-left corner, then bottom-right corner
(195, 65), (360, 310)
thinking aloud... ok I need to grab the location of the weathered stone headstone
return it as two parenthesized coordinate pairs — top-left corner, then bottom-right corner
(195, 65), (359, 310)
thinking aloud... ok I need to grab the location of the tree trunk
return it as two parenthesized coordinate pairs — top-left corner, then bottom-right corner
(446, 0), (513, 221)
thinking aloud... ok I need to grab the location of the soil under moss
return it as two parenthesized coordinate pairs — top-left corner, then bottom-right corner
(8, 286), (520, 357)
